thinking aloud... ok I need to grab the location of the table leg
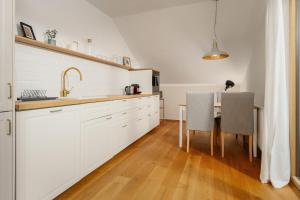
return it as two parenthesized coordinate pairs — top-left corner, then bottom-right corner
(253, 109), (258, 158)
(163, 99), (165, 119)
(179, 106), (183, 148)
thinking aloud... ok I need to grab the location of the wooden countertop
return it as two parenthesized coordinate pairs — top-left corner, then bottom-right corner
(16, 94), (156, 111)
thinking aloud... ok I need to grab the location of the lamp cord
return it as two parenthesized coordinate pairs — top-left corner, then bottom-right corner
(214, 0), (218, 40)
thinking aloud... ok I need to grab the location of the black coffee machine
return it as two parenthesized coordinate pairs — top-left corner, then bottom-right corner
(131, 84), (141, 95)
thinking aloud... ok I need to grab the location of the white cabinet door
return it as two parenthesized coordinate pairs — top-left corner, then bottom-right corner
(0, 0), (13, 112)
(134, 115), (148, 139)
(16, 106), (81, 200)
(118, 120), (131, 150)
(145, 95), (160, 131)
(0, 112), (13, 200)
(81, 115), (113, 175)
(111, 112), (131, 154)
(152, 95), (160, 128)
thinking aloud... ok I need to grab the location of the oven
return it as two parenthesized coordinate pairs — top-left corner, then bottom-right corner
(152, 71), (160, 95)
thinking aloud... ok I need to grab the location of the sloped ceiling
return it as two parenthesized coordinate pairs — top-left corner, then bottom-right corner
(88, 0), (266, 84)
(87, 0), (206, 17)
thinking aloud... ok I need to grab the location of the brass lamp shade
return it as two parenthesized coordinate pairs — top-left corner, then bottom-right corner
(202, 39), (229, 60)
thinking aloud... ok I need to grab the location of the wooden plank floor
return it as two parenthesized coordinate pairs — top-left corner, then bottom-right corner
(56, 120), (300, 200)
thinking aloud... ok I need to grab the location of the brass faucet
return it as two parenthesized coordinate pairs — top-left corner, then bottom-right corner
(60, 67), (83, 97)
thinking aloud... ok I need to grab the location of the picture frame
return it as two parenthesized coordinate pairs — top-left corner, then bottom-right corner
(123, 57), (131, 66)
(20, 22), (36, 40)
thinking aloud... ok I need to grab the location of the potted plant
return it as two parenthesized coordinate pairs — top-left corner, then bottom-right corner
(45, 29), (58, 45)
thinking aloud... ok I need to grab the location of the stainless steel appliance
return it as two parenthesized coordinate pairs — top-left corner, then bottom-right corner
(125, 85), (134, 95)
(152, 71), (160, 94)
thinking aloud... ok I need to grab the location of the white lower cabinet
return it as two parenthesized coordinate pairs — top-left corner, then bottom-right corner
(16, 95), (160, 200)
(16, 106), (81, 200)
(80, 115), (113, 176)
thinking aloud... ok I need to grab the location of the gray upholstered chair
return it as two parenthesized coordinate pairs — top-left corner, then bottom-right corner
(186, 92), (215, 155)
(220, 92), (254, 162)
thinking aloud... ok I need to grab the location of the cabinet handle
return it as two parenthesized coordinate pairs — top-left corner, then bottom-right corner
(6, 119), (12, 136)
(148, 114), (151, 117)
(122, 112), (127, 115)
(122, 125), (128, 128)
(106, 116), (112, 120)
(7, 83), (12, 99)
(122, 100), (127, 102)
(138, 118), (142, 121)
(50, 109), (63, 113)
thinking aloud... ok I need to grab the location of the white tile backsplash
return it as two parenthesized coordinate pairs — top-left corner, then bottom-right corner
(15, 43), (130, 99)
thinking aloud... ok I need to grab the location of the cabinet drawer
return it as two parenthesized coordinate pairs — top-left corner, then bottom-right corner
(110, 99), (135, 113)
(135, 97), (148, 106)
(80, 102), (113, 122)
(134, 105), (148, 118)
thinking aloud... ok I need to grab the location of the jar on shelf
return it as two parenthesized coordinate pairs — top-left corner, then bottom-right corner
(87, 38), (93, 55)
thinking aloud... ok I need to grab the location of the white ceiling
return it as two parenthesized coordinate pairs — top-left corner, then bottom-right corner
(87, 0), (205, 17)
(88, 0), (266, 84)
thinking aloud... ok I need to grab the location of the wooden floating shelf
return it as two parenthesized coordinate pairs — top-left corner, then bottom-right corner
(15, 36), (132, 70)
(129, 68), (160, 73)
(15, 36), (160, 72)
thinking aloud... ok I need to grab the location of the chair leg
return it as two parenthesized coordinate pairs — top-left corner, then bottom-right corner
(221, 132), (224, 158)
(249, 135), (253, 162)
(210, 130), (214, 156)
(213, 124), (217, 146)
(235, 134), (238, 140)
(214, 133), (217, 146)
(187, 130), (190, 153)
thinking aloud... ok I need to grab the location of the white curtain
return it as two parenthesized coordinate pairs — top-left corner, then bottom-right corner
(260, 0), (290, 188)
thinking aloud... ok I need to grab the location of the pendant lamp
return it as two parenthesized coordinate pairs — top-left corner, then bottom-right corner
(203, 0), (229, 60)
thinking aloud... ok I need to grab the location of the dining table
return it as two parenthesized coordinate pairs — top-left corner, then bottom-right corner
(178, 103), (260, 157)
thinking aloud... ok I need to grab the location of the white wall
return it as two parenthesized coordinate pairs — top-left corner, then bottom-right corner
(14, 0), (138, 98)
(130, 70), (152, 94)
(242, 9), (266, 107)
(113, 0), (265, 85)
(160, 84), (240, 120)
(15, 44), (130, 98)
(107, 0), (266, 123)
(15, 0), (135, 60)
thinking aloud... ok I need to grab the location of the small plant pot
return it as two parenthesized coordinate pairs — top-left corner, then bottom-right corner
(47, 39), (56, 46)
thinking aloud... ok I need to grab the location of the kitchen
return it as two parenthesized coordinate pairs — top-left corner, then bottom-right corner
(1, 0), (300, 200)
